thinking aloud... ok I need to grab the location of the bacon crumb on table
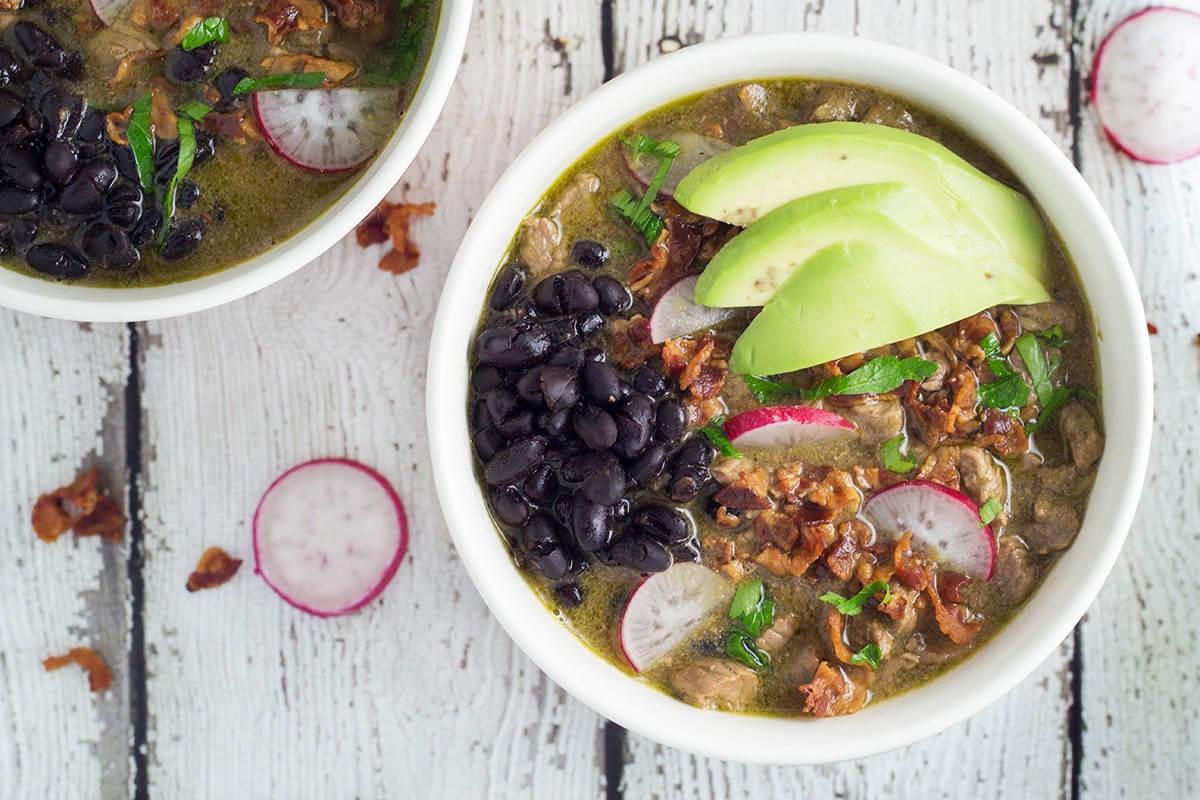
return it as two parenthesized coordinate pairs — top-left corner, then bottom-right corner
(1147, 322), (1157, 334)
(31, 467), (124, 544)
(43, 647), (113, 693)
(356, 199), (436, 275)
(186, 547), (244, 592)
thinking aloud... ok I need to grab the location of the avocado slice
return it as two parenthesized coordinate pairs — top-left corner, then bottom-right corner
(694, 182), (1037, 307)
(674, 121), (1046, 275)
(728, 239), (1052, 375)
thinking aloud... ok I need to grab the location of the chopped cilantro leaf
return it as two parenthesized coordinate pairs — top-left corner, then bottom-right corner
(746, 357), (935, 405)
(820, 580), (892, 616)
(181, 17), (229, 50)
(232, 72), (325, 96)
(849, 643), (882, 670)
(126, 92), (156, 193)
(726, 629), (770, 671)
(977, 371), (1030, 411)
(979, 497), (1003, 526)
(699, 415), (742, 458)
(611, 189), (664, 246)
(881, 434), (916, 473)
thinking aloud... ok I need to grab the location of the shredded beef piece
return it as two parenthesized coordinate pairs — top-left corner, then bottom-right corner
(518, 215), (563, 276)
(701, 533), (750, 582)
(755, 611), (798, 654)
(992, 538), (1037, 604)
(356, 200), (436, 275)
(798, 661), (867, 717)
(671, 657), (759, 710)
(255, 0), (328, 44)
(187, 547), (244, 592)
(1060, 402), (1103, 469)
(607, 315), (655, 369)
(956, 445), (1008, 515)
(43, 647), (113, 693)
(832, 396), (905, 443)
(201, 111), (261, 144)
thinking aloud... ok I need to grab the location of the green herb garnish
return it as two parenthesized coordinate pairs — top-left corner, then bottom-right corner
(232, 71), (325, 96)
(849, 643), (882, 670)
(620, 133), (681, 216)
(159, 116), (196, 243)
(176, 100), (211, 121)
(977, 332), (1031, 412)
(725, 578), (775, 671)
(611, 189), (664, 246)
(745, 356), (935, 404)
(1015, 332), (1074, 432)
(820, 580), (891, 616)
(180, 17), (229, 50)
(698, 414), (742, 458)
(1035, 324), (1072, 349)
(881, 434), (916, 473)
(979, 497), (1003, 527)
(126, 92), (156, 193)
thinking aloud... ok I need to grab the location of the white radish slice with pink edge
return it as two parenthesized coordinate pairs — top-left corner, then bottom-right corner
(649, 275), (737, 343)
(253, 459), (408, 617)
(89, 0), (131, 25)
(724, 405), (854, 449)
(619, 562), (734, 672)
(1091, 7), (1200, 164)
(253, 86), (401, 173)
(625, 131), (733, 198)
(863, 480), (996, 580)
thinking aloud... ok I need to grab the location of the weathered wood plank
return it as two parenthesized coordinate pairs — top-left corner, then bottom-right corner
(0, 316), (130, 799)
(138, 2), (610, 797)
(610, 1), (1077, 795)
(1075, 1), (1200, 796)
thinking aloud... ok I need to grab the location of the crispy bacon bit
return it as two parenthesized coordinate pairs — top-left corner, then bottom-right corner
(775, 463), (860, 523)
(824, 608), (857, 665)
(32, 468), (124, 544)
(255, 0), (328, 44)
(753, 509), (799, 551)
(824, 528), (859, 581)
(940, 572), (970, 604)
(201, 110), (262, 144)
(187, 547), (244, 591)
(607, 315), (656, 369)
(43, 647), (113, 693)
(322, 0), (384, 27)
(925, 583), (982, 645)
(1147, 322), (1158, 335)
(355, 200), (436, 275)
(891, 531), (930, 592)
(975, 407), (1028, 456)
(714, 505), (741, 528)
(711, 468), (772, 511)
(798, 661), (866, 717)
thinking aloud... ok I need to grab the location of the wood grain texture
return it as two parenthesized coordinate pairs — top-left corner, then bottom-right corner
(610, 1), (1078, 796)
(137, 2), (610, 798)
(0, 316), (130, 799)
(1075, 1), (1200, 796)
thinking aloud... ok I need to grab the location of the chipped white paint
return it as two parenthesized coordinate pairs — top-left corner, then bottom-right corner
(0, 1), (1195, 798)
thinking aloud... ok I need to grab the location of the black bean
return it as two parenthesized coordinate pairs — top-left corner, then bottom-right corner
(472, 427), (507, 463)
(176, 181), (201, 209)
(576, 311), (605, 338)
(593, 275), (632, 315)
(655, 399), (686, 443)
(10, 22), (66, 72)
(471, 364), (505, 394)
(538, 364), (580, 412)
(522, 464), (558, 505)
(632, 363), (669, 396)
(128, 205), (163, 247)
(626, 442), (668, 488)
(520, 512), (563, 554)
(57, 175), (102, 214)
(572, 239), (609, 269)
(584, 346), (606, 363)
(42, 139), (77, 184)
(25, 242), (87, 279)
(631, 504), (692, 545)
(608, 536), (672, 573)
(161, 218), (206, 261)
(77, 108), (105, 142)
(490, 485), (530, 527)
(580, 460), (626, 506)
(484, 435), (547, 486)
(213, 66), (250, 103)
(559, 449), (619, 485)
(79, 223), (138, 270)
(547, 341), (585, 370)
(77, 159), (116, 193)
(489, 263), (525, 311)
(165, 47), (210, 84)
(672, 436), (715, 468)
(476, 324), (551, 368)
(193, 129), (216, 166)
(485, 387), (520, 425)
(671, 540), (702, 564)
(494, 409), (535, 440)
(514, 367), (544, 404)
(537, 406), (572, 437)
(36, 83), (86, 139)
(532, 269), (600, 316)
(570, 494), (612, 552)
(572, 404), (618, 450)
(9, 215), (37, 246)
(612, 394), (655, 460)
(104, 182), (144, 230)
(470, 397), (491, 432)
(554, 582), (584, 608)
(580, 361), (621, 405)
(111, 145), (139, 182)
(0, 48), (26, 85)
(0, 185), (37, 214)
(668, 464), (710, 502)
(0, 87), (20, 126)
(0, 143), (40, 189)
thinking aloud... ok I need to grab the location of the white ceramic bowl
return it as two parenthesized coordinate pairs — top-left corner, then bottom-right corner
(0, 0), (472, 322)
(428, 33), (1153, 764)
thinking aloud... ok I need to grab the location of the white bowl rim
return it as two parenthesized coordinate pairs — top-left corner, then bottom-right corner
(428, 32), (1153, 764)
(0, 0), (473, 323)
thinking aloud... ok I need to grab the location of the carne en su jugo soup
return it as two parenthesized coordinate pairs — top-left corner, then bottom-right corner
(469, 80), (1103, 717)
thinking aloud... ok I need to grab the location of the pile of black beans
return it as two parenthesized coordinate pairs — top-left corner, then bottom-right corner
(471, 240), (716, 607)
(0, 21), (215, 279)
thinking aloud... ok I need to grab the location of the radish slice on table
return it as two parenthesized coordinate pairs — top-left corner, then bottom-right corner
(724, 406), (855, 449)
(625, 131), (733, 198)
(619, 562), (734, 672)
(89, 0), (131, 25)
(253, 87), (401, 173)
(253, 459), (408, 617)
(649, 275), (737, 343)
(1091, 7), (1200, 164)
(863, 480), (996, 580)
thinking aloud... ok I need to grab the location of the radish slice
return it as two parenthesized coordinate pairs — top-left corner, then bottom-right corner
(649, 275), (737, 343)
(1092, 7), (1200, 164)
(724, 405), (855, 448)
(252, 87), (401, 173)
(89, 0), (131, 25)
(253, 459), (408, 617)
(863, 480), (996, 580)
(619, 562), (734, 672)
(625, 131), (733, 197)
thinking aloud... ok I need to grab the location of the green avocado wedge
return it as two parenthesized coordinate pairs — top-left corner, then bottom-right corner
(693, 182), (1042, 308)
(728, 240), (1052, 375)
(674, 121), (1046, 276)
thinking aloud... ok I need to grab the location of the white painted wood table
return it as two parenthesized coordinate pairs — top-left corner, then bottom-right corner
(2, 1), (1197, 797)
